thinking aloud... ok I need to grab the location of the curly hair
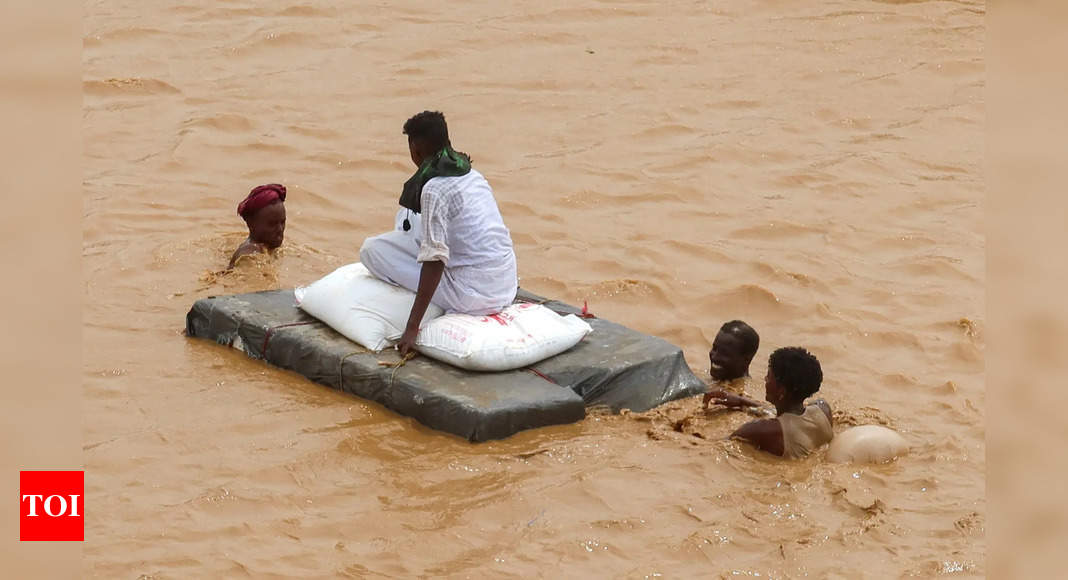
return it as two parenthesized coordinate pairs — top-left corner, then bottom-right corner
(768, 347), (823, 400)
(403, 110), (450, 151)
(719, 320), (759, 359)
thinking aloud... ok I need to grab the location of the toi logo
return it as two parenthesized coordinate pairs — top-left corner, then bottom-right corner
(20, 471), (84, 541)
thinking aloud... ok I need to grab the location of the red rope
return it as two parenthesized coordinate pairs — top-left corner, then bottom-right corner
(526, 367), (557, 384)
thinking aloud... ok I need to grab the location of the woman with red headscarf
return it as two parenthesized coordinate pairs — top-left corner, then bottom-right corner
(229, 183), (287, 269)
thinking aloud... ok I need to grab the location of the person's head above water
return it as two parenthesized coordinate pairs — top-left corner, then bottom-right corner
(764, 347), (823, 410)
(237, 183), (287, 249)
(403, 110), (451, 166)
(709, 320), (760, 381)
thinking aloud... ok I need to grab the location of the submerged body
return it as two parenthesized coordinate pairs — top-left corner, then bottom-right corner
(229, 184), (287, 269)
(774, 402), (834, 458)
(702, 320), (760, 408)
(707, 347), (833, 458)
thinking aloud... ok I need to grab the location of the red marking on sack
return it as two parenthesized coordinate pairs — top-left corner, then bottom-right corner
(442, 328), (468, 343)
(487, 313), (509, 326)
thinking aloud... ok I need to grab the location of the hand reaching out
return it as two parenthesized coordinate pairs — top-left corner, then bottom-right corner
(703, 389), (757, 410)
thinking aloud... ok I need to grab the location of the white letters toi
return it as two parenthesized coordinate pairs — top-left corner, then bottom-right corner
(21, 494), (81, 517)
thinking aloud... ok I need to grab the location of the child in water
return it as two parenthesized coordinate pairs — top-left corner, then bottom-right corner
(229, 184), (287, 269)
(706, 347), (833, 458)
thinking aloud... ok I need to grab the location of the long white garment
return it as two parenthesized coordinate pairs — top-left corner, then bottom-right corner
(360, 169), (518, 315)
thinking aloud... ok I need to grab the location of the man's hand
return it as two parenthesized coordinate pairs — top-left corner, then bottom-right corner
(704, 389), (757, 410)
(398, 260), (445, 358)
(397, 325), (419, 357)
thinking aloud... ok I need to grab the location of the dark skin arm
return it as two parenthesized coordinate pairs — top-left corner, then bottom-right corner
(729, 418), (785, 457)
(396, 260), (445, 356)
(704, 388), (762, 410)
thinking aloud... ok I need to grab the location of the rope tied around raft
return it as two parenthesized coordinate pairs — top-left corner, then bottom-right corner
(379, 351), (417, 388)
(260, 321), (317, 357)
(338, 350), (370, 393)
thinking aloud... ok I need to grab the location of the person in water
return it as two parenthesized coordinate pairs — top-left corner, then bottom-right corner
(706, 347), (833, 458)
(702, 320), (760, 408)
(229, 183), (287, 269)
(360, 111), (518, 356)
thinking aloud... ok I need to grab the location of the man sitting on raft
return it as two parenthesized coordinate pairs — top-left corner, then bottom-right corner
(706, 347), (833, 458)
(229, 183), (287, 269)
(360, 111), (518, 356)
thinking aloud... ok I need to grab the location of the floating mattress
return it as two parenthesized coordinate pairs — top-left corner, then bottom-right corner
(185, 289), (705, 441)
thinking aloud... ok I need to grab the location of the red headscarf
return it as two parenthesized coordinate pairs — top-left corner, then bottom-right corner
(237, 184), (286, 220)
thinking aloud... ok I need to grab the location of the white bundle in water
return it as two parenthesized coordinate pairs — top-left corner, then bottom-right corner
(827, 425), (909, 464)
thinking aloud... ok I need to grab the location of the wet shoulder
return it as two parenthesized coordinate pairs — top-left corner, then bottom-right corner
(229, 240), (267, 268)
(810, 399), (833, 424)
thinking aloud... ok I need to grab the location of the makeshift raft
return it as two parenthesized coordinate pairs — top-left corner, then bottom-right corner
(185, 289), (705, 441)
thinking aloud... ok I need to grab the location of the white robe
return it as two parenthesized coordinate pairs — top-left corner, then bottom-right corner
(359, 169), (518, 315)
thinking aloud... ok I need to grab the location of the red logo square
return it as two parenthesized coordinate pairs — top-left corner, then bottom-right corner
(20, 471), (84, 541)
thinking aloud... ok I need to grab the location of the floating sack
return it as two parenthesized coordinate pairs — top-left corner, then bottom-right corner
(828, 425), (909, 464)
(416, 302), (593, 371)
(295, 263), (444, 352)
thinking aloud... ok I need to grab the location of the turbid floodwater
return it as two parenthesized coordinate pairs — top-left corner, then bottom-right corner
(83, 0), (984, 576)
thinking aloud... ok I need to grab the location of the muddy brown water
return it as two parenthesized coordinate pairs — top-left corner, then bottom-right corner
(84, 0), (984, 576)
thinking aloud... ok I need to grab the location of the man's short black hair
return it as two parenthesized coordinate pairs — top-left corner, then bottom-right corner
(720, 320), (760, 359)
(768, 347), (823, 400)
(403, 110), (450, 151)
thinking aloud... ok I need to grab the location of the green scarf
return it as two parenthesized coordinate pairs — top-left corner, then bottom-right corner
(399, 146), (472, 213)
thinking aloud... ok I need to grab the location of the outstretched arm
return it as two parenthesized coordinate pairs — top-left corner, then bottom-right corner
(729, 418), (785, 457)
(704, 388), (763, 410)
(397, 260), (445, 356)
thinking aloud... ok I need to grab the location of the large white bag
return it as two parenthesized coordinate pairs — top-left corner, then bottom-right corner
(415, 302), (593, 371)
(827, 425), (909, 464)
(294, 263), (444, 352)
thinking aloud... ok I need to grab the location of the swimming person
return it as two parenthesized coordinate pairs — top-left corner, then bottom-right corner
(703, 320), (760, 409)
(360, 111), (518, 356)
(229, 183), (287, 269)
(706, 347), (833, 458)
